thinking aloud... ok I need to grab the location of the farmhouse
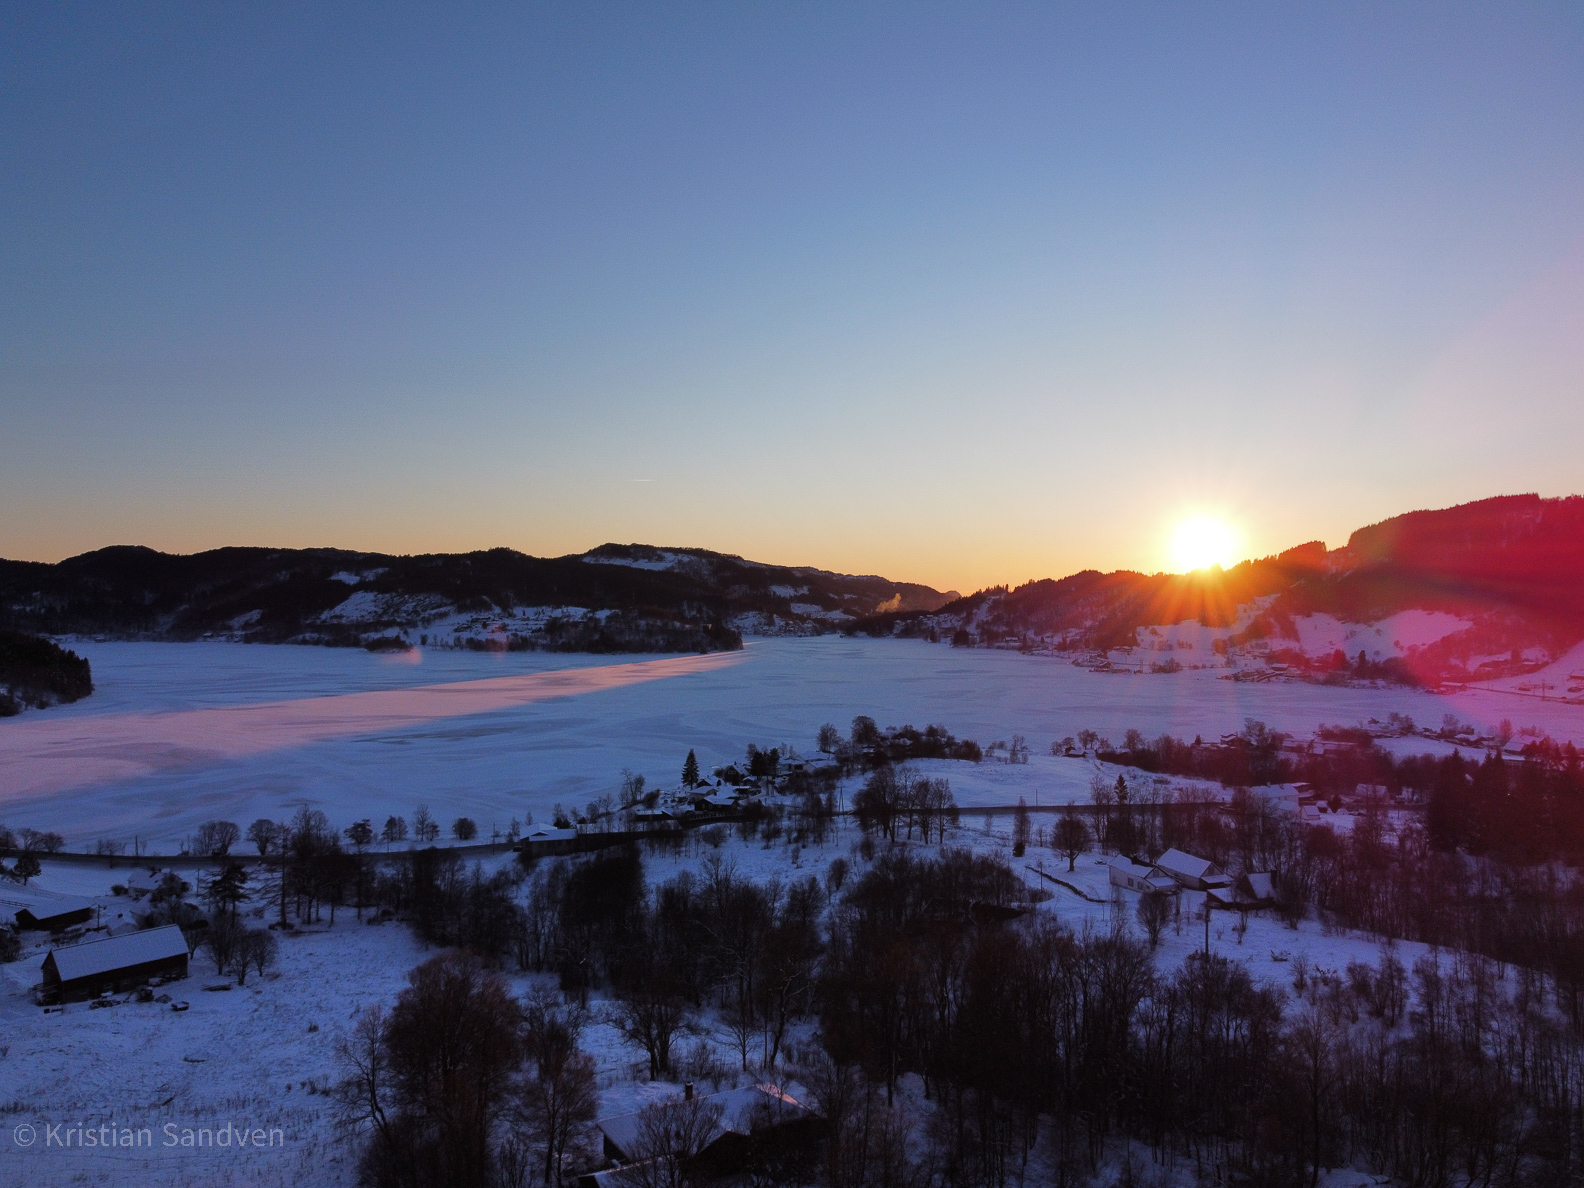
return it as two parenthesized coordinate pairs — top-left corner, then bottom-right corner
(1107, 857), (1177, 894)
(592, 1082), (820, 1182)
(1207, 871), (1276, 910)
(1152, 848), (1233, 892)
(40, 924), (190, 1003)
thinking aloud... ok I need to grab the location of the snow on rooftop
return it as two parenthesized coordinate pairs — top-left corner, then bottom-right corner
(46, 923), (188, 983)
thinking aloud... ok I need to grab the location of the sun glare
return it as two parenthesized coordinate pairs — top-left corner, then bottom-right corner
(1170, 516), (1242, 572)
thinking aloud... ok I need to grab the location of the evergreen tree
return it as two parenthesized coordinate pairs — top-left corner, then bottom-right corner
(206, 862), (249, 919)
(682, 749), (700, 788)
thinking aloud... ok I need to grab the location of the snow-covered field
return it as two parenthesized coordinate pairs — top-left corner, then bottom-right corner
(2, 636), (1582, 1185)
(1, 817), (1428, 1188)
(4, 636), (1581, 850)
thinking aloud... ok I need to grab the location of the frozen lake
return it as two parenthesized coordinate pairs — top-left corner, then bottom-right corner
(2, 637), (1580, 848)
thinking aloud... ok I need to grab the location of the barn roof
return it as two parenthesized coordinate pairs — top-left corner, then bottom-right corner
(1155, 849), (1221, 880)
(523, 826), (578, 842)
(1242, 872), (1275, 900)
(45, 924), (187, 983)
(598, 1084), (810, 1160)
(3, 893), (95, 928)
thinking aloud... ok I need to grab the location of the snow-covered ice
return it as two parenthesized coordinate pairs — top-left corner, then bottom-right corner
(2, 637), (1581, 848)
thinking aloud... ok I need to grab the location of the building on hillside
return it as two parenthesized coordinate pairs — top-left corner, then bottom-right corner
(1107, 857), (1178, 894)
(39, 923), (189, 1003)
(1152, 848), (1233, 892)
(589, 1082), (820, 1186)
(1207, 871), (1276, 910)
(12, 896), (95, 932)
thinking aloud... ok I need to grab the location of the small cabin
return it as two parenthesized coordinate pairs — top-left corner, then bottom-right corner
(1208, 872), (1276, 911)
(40, 924), (189, 1003)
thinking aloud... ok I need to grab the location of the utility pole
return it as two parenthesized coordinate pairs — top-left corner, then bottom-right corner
(1203, 895), (1211, 956)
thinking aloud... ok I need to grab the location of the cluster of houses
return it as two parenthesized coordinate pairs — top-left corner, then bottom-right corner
(1107, 848), (1274, 910)
(8, 874), (196, 1005)
(518, 780), (784, 856)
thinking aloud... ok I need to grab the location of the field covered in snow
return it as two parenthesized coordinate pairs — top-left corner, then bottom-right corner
(3, 636), (1582, 851)
(3, 636), (1584, 1186)
(1, 817), (1430, 1188)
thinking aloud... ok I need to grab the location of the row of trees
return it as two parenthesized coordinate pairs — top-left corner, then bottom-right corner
(818, 717), (984, 769)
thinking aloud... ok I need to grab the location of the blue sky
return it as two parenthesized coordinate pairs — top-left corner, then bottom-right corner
(3, 3), (1581, 592)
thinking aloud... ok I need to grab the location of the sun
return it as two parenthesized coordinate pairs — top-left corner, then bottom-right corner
(1170, 516), (1242, 572)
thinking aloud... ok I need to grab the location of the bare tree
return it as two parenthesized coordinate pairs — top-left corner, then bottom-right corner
(195, 820), (241, 857)
(1136, 891), (1171, 949)
(1053, 811), (1089, 871)
(343, 952), (524, 1187)
(609, 982), (692, 1081)
(247, 818), (282, 858)
(516, 992), (599, 1185)
(412, 805), (440, 844)
(233, 929), (278, 985)
(617, 1095), (726, 1188)
(203, 914), (244, 975)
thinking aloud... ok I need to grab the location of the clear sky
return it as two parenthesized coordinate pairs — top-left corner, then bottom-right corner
(3, 4), (1581, 594)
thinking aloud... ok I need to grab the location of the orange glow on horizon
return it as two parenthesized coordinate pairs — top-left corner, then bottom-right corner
(1168, 516), (1243, 573)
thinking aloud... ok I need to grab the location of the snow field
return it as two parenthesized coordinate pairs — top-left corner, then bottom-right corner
(3, 636), (1580, 851)
(2, 811), (1437, 1187)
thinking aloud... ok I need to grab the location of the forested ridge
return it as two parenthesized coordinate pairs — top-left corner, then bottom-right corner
(0, 543), (953, 651)
(0, 628), (92, 716)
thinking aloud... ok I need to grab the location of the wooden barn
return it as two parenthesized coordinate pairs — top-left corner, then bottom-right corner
(40, 924), (189, 1003)
(12, 896), (94, 932)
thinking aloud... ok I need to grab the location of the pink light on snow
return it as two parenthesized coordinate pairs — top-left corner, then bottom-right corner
(0, 651), (745, 804)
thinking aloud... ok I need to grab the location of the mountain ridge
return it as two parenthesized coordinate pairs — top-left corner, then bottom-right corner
(0, 542), (959, 654)
(850, 494), (1584, 687)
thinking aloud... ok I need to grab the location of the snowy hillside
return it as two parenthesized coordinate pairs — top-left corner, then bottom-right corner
(856, 494), (1584, 690)
(0, 543), (957, 655)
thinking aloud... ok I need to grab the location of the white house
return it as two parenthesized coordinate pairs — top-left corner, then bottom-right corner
(1107, 856), (1178, 894)
(1152, 849), (1233, 891)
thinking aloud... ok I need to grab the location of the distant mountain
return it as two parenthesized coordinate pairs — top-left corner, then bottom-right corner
(851, 494), (1584, 687)
(0, 543), (959, 654)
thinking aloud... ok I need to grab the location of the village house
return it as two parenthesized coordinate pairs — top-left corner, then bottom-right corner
(1107, 856), (1178, 894)
(1152, 848), (1234, 892)
(39, 923), (189, 1004)
(1207, 871), (1276, 911)
(587, 1082), (820, 1186)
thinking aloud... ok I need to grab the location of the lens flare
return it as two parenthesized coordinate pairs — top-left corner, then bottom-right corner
(1170, 517), (1242, 572)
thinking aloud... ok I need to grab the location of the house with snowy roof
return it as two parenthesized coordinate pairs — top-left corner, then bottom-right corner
(39, 923), (189, 1003)
(591, 1082), (820, 1184)
(1152, 848), (1233, 891)
(12, 895), (95, 932)
(1107, 857), (1177, 894)
(1207, 871), (1276, 911)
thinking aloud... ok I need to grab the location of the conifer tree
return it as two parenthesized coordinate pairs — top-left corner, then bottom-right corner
(682, 749), (700, 788)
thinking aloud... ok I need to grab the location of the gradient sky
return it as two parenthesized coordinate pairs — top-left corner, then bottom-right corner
(3, 4), (1582, 594)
